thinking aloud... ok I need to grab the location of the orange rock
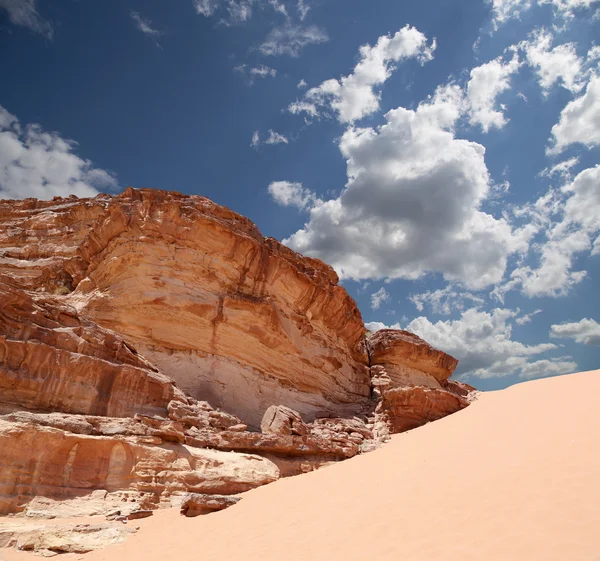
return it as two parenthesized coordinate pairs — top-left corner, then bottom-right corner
(0, 188), (475, 521)
(377, 386), (469, 433)
(367, 328), (458, 385)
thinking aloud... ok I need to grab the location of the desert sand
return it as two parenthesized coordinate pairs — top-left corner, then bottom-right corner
(3, 369), (600, 561)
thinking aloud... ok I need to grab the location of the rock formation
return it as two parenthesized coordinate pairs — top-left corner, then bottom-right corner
(0, 188), (474, 526)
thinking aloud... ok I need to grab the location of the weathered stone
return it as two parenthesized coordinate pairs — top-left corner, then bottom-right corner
(0, 188), (474, 522)
(261, 405), (309, 436)
(0, 189), (371, 428)
(0, 419), (280, 515)
(368, 329), (458, 384)
(377, 386), (469, 434)
(180, 493), (241, 517)
(0, 281), (184, 418)
(0, 519), (136, 554)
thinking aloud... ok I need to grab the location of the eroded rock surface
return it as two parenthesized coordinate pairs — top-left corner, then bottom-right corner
(0, 188), (474, 532)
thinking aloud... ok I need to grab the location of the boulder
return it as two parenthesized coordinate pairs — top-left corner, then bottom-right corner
(261, 405), (309, 436)
(180, 493), (241, 517)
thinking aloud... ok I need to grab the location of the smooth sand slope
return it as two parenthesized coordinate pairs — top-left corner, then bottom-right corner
(5, 370), (600, 561)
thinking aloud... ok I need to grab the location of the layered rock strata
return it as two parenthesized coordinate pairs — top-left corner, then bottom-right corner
(0, 188), (474, 523)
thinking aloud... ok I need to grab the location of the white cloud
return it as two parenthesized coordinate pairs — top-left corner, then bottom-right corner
(297, 0), (309, 20)
(194, 0), (220, 16)
(519, 357), (578, 379)
(592, 234), (600, 255)
(265, 130), (289, 144)
(369, 307), (562, 380)
(539, 156), (579, 180)
(281, 84), (526, 289)
(268, 181), (319, 210)
(520, 29), (584, 96)
(365, 320), (402, 333)
(540, 0), (600, 19)
(130, 11), (162, 44)
(495, 165), (600, 299)
(561, 164), (600, 231)
(297, 79), (308, 89)
(268, 0), (288, 16)
(251, 130), (289, 147)
(250, 65), (277, 78)
(515, 308), (543, 325)
(288, 25), (436, 123)
(551, 317), (600, 345)
(193, 0), (254, 23)
(409, 286), (485, 315)
(260, 24), (328, 57)
(0, 105), (117, 200)
(488, 0), (600, 26)
(507, 229), (590, 297)
(548, 75), (600, 154)
(370, 287), (390, 310)
(488, 0), (534, 27)
(235, 64), (277, 83)
(466, 53), (521, 132)
(0, 0), (52, 38)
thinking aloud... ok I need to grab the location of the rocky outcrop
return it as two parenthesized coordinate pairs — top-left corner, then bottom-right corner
(0, 418), (279, 515)
(0, 280), (184, 418)
(0, 188), (474, 525)
(367, 329), (458, 386)
(0, 188), (370, 427)
(0, 519), (138, 555)
(180, 493), (241, 517)
(377, 387), (469, 433)
(366, 329), (470, 435)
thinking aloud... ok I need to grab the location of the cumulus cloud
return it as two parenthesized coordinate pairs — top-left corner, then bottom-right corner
(268, 181), (319, 210)
(0, 105), (117, 200)
(548, 75), (600, 154)
(259, 24), (328, 57)
(519, 357), (578, 379)
(409, 286), (485, 315)
(297, 79), (307, 89)
(466, 53), (521, 132)
(250, 130), (260, 148)
(370, 287), (390, 310)
(495, 165), (600, 299)
(520, 29), (585, 96)
(369, 307), (565, 380)
(0, 0), (52, 38)
(551, 317), (600, 345)
(488, 0), (600, 26)
(287, 25), (435, 123)
(365, 320), (402, 332)
(488, 0), (534, 27)
(281, 84), (527, 289)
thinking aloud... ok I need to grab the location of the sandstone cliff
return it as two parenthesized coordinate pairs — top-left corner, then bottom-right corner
(0, 188), (474, 521)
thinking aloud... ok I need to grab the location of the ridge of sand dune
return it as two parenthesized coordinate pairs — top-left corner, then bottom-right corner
(5, 369), (598, 561)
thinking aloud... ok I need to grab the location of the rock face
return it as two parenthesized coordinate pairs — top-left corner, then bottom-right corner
(0, 188), (474, 523)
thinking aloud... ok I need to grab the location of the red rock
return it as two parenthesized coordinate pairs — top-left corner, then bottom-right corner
(368, 329), (458, 384)
(378, 386), (469, 433)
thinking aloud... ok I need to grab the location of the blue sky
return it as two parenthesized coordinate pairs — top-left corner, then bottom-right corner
(1, 0), (599, 390)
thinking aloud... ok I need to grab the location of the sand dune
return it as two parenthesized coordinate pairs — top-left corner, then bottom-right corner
(4, 370), (600, 561)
